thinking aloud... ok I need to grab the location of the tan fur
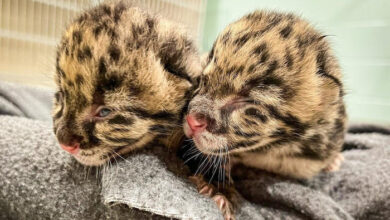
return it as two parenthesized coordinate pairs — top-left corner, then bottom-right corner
(52, 1), (201, 166)
(186, 10), (347, 179)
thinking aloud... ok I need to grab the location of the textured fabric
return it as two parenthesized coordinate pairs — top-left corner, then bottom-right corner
(102, 130), (390, 220)
(0, 81), (53, 121)
(0, 116), (169, 220)
(0, 82), (389, 219)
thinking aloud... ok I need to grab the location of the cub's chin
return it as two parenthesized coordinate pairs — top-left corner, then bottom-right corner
(71, 151), (110, 166)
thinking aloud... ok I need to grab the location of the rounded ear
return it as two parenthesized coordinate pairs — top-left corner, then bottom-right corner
(200, 52), (209, 68)
(155, 20), (202, 83)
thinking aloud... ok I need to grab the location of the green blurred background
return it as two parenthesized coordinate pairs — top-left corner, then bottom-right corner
(201, 0), (390, 124)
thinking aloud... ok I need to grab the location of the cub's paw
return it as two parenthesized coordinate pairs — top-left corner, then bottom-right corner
(213, 194), (236, 220)
(324, 153), (344, 172)
(189, 175), (216, 196)
(189, 175), (236, 220)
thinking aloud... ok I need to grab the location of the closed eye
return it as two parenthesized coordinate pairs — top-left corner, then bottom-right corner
(220, 97), (256, 115)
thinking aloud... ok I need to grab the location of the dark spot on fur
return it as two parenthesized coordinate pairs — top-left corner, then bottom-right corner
(128, 83), (143, 96)
(77, 94), (88, 106)
(149, 124), (169, 134)
(221, 30), (231, 45)
(98, 58), (107, 75)
(270, 128), (288, 137)
(93, 25), (103, 38)
(92, 91), (104, 105)
(330, 118), (345, 140)
(108, 44), (121, 62)
(233, 32), (252, 48)
(259, 50), (269, 64)
(130, 108), (176, 121)
(245, 108), (268, 123)
(75, 74), (84, 86)
(107, 27), (118, 40)
(108, 115), (134, 125)
(252, 43), (267, 55)
(265, 60), (278, 75)
(145, 17), (155, 31)
(133, 58), (139, 69)
(297, 134), (328, 160)
(233, 126), (258, 137)
(280, 25), (292, 38)
(230, 65), (245, 78)
(56, 65), (65, 78)
(67, 79), (74, 88)
(101, 5), (112, 16)
(101, 74), (121, 91)
(113, 2), (126, 23)
(104, 136), (138, 145)
(262, 76), (283, 87)
(72, 30), (82, 44)
(77, 46), (92, 62)
(245, 11), (264, 21)
(229, 140), (259, 151)
(338, 104), (346, 116)
(265, 105), (308, 135)
(82, 122), (100, 146)
(244, 118), (257, 126)
(285, 49), (293, 69)
(248, 64), (257, 73)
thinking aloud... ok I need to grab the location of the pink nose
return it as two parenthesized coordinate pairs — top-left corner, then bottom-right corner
(60, 143), (80, 155)
(186, 114), (207, 134)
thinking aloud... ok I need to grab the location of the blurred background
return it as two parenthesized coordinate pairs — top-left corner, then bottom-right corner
(0, 0), (389, 123)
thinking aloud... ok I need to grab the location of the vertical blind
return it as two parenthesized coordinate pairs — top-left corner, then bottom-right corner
(0, 0), (206, 87)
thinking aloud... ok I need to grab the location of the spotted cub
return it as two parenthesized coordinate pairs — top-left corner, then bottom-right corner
(183, 10), (347, 219)
(52, 1), (201, 166)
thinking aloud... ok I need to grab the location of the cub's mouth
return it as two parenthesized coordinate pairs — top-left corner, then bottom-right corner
(60, 143), (136, 166)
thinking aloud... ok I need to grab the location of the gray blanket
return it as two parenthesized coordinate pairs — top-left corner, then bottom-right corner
(0, 81), (389, 220)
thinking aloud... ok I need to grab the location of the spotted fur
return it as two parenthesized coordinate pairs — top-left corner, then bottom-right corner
(185, 10), (347, 179)
(52, 1), (201, 166)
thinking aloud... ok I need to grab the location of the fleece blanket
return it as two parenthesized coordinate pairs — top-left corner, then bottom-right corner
(0, 81), (389, 220)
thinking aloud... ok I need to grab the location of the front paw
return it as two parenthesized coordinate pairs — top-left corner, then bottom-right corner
(213, 193), (236, 220)
(189, 175), (236, 220)
(189, 175), (216, 197)
(324, 153), (344, 172)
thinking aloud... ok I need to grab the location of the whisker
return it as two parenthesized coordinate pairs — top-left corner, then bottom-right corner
(195, 154), (209, 175)
(183, 151), (203, 164)
(209, 154), (219, 184)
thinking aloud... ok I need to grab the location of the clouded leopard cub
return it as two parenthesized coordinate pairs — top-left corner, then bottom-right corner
(52, 1), (201, 166)
(183, 10), (347, 219)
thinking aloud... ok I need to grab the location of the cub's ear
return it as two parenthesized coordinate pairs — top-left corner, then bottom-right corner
(200, 52), (209, 68)
(155, 20), (202, 82)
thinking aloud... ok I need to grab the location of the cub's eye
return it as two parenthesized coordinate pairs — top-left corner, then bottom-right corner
(96, 107), (112, 118)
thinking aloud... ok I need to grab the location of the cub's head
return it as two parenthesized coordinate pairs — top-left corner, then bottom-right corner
(53, 2), (200, 166)
(184, 11), (343, 156)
